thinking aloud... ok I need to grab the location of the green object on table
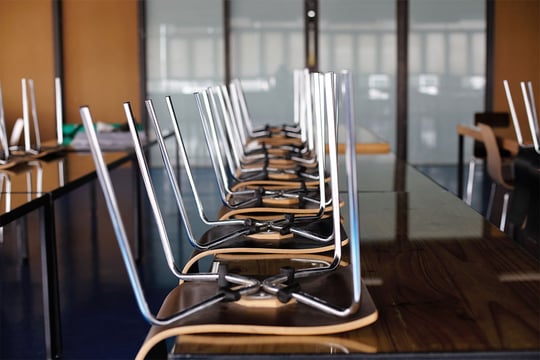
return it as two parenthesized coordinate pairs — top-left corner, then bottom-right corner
(62, 122), (143, 146)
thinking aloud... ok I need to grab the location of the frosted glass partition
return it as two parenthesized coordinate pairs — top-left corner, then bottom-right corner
(408, 0), (486, 165)
(319, 0), (397, 152)
(229, 0), (304, 128)
(144, 0), (486, 168)
(146, 0), (224, 165)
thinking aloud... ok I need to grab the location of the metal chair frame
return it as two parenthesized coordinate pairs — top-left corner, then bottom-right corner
(196, 88), (329, 214)
(80, 105), (260, 327)
(80, 68), (364, 325)
(144, 96), (333, 246)
(212, 81), (324, 191)
(203, 86), (320, 184)
(228, 74), (303, 143)
(216, 84), (316, 168)
(262, 71), (363, 317)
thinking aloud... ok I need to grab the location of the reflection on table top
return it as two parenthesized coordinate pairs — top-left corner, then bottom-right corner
(0, 143), (480, 222)
(355, 191), (537, 355)
(0, 132), (172, 224)
(0, 150), (134, 223)
(336, 152), (438, 193)
(0, 150), (132, 195)
(169, 184), (539, 357)
(344, 190), (486, 242)
(329, 126), (391, 154)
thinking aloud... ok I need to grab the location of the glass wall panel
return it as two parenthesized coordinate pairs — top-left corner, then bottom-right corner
(408, 0), (486, 165)
(230, 0), (303, 128)
(319, 0), (397, 151)
(145, 0), (486, 170)
(146, 0), (223, 164)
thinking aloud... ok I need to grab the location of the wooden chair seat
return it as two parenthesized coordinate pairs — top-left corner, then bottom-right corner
(135, 264), (377, 360)
(171, 333), (376, 355)
(193, 215), (347, 254)
(225, 182), (329, 209)
(217, 201), (342, 221)
(230, 177), (329, 192)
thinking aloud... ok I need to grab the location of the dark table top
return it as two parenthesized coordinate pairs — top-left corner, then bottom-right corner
(164, 154), (540, 358)
(4, 140), (537, 358)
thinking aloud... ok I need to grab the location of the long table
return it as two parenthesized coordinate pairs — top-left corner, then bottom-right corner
(0, 130), (390, 359)
(5, 134), (538, 359)
(160, 153), (540, 358)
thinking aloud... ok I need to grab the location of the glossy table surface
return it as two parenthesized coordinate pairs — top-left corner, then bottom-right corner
(348, 192), (538, 355)
(0, 150), (131, 194)
(0, 149), (136, 221)
(0, 147), (137, 359)
(165, 154), (539, 358)
(2, 138), (538, 358)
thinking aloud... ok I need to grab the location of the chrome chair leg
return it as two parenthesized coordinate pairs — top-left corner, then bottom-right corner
(465, 158), (476, 206)
(486, 182), (496, 222)
(500, 191), (510, 232)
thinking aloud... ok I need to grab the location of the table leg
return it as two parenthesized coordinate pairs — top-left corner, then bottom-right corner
(90, 181), (97, 243)
(457, 134), (464, 199)
(40, 194), (62, 359)
(16, 217), (29, 261)
(133, 158), (142, 262)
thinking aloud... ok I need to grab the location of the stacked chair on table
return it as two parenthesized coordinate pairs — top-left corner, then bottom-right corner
(80, 70), (378, 359)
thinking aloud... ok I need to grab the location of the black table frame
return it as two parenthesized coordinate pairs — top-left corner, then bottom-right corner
(0, 193), (61, 358)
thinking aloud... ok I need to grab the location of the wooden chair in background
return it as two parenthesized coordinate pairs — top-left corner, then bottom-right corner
(477, 123), (515, 231)
(465, 112), (511, 206)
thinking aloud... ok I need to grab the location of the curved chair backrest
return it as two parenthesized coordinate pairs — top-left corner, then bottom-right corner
(477, 123), (513, 190)
(473, 112), (510, 158)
